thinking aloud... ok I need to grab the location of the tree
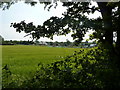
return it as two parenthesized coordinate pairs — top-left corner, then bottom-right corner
(65, 39), (71, 46)
(0, 35), (4, 44)
(1, 0), (120, 67)
(34, 40), (39, 45)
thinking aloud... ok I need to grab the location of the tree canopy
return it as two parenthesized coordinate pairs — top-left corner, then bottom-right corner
(7, 1), (119, 45)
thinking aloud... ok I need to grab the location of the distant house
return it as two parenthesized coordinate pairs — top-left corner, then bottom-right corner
(39, 41), (48, 46)
(79, 41), (97, 48)
(89, 44), (97, 47)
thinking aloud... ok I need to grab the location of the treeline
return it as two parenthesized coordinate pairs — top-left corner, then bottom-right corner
(1, 40), (34, 45)
(1, 40), (72, 46)
(46, 41), (97, 48)
(1, 38), (97, 48)
(45, 40), (73, 47)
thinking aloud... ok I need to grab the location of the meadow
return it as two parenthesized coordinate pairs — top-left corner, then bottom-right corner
(2, 45), (80, 77)
(2, 45), (120, 88)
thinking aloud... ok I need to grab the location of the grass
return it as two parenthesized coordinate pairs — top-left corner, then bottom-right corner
(2, 45), (80, 77)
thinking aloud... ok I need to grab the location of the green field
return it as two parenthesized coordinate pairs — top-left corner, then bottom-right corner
(2, 45), (80, 77)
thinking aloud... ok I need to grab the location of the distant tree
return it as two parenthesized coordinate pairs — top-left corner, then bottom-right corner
(65, 39), (71, 46)
(46, 42), (53, 46)
(34, 40), (39, 45)
(0, 35), (4, 44)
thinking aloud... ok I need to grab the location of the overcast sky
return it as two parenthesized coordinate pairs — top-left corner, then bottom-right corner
(0, 1), (100, 42)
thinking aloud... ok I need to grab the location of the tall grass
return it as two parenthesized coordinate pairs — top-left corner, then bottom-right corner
(2, 45), (80, 77)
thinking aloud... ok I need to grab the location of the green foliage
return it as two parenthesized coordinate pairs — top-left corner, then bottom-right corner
(2, 64), (29, 88)
(2, 46), (120, 88)
(9, 2), (100, 43)
(30, 47), (120, 88)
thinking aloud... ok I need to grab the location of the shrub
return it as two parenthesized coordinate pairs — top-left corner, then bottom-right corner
(25, 47), (120, 88)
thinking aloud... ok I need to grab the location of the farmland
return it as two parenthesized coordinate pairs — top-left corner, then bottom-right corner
(2, 45), (81, 77)
(2, 45), (120, 88)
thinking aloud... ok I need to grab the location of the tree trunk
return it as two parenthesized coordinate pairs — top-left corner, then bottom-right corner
(97, 2), (119, 67)
(115, 7), (120, 67)
(98, 2), (120, 68)
(97, 2), (113, 48)
(116, 30), (120, 55)
(116, 28), (120, 64)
